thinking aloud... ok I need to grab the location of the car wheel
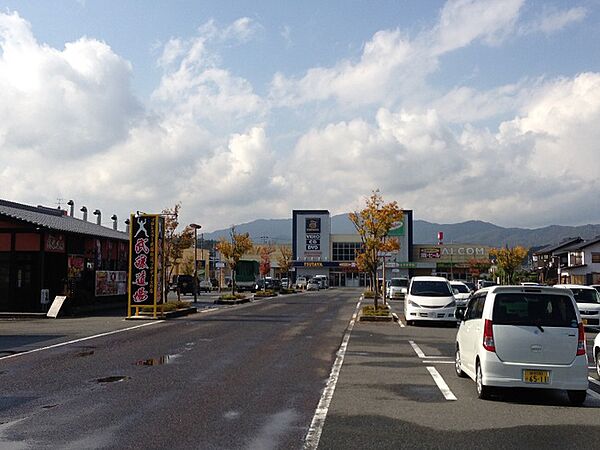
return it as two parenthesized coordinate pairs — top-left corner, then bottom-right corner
(567, 390), (586, 406)
(476, 362), (491, 400)
(455, 347), (467, 378)
(406, 320), (413, 326)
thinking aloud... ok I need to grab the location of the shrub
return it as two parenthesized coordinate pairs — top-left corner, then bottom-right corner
(219, 293), (246, 300)
(361, 305), (391, 316)
(254, 290), (276, 297)
(161, 301), (190, 312)
(363, 290), (375, 298)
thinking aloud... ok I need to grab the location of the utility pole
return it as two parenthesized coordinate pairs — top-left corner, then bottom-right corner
(189, 223), (201, 303)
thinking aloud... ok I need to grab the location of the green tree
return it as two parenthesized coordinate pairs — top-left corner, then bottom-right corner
(349, 190), (404, 309)
(216, 226), (253, 294)
(490, 246), (529, 284)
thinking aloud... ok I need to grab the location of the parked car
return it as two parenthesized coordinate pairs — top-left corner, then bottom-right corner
(477, 280), (497, 289)
(553, 284), (600, 327)
(463, 281), (476, 293)
(404, 276), (456, 325)
(295, 276), (308, 289)
(594, 333), (600, 380)
(198, 280), (213, 292)
(254, 277), (282, 292)
(387, 277), (409, 300)
(176, 275), (196, 295)
(306, 279), (320, 291)
(591, 285), (600, 294)
(281, 278), (289, 289)
(455, 285), (588, 405)
(450, 281), (471, 310)
(314, 275), (329, 289)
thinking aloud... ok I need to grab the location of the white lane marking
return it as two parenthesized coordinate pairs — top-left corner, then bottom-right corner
(426, 366), (458, 401)
(303, 298), (362, 450)
(587, 389), (600, 400)
(0, 321), (164, 361)
(423, 360), (454, 364)
(200, 307), (219, 313)
(408, 340), (426, 359)
(589, 377), (600, 387)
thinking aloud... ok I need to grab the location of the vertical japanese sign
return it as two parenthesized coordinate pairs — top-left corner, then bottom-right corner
(128, 214), (165, 310)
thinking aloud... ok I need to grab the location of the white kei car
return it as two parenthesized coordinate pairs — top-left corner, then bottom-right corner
(404, 276), (456, 325)
(450, 281), (471, 310)
(455, 286), (588, 404)
(553, 284), (600, 327)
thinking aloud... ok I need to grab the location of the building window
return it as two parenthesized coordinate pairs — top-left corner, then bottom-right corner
(592, 253), (600, 264)
(333, 242), (363, 261)
(570, 251), (583, 266)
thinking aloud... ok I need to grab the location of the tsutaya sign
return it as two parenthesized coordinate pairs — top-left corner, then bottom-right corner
(292, 210), (331, 262)
(128, 214), (165, 318)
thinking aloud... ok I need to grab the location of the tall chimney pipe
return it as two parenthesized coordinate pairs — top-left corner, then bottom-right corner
(125, 219), (130, 234)
(93, 209), (101, 226)
(111, 214), (118, 231)
(80, 206), (88, 222)
(67, 200), (74, 217)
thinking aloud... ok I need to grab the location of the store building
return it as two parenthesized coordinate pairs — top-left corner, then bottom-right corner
(411, 244), (492, 281)
(292, 209), (414, 287)
(0, 199), (129, 312)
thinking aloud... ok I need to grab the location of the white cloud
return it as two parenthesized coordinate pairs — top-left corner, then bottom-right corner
(522, 6), (587, 35)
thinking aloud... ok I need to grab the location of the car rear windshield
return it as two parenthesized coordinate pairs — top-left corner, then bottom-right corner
(570, 288), (600, 304)
(390, 279), (408, 287)
(410, 281), (452, 297)
(492, 293), (577, 327)
(451, 284), (470, 293)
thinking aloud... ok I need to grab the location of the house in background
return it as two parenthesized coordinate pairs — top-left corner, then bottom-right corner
(554, 236), (600, 285)
(0, 199), (129, 313)
(532, 237), (584, 285)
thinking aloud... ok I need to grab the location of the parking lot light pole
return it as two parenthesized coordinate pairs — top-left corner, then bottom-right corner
(190, 223), (202, 303)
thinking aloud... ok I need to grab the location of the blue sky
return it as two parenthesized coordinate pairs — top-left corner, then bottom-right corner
(1, 0), (599, 231)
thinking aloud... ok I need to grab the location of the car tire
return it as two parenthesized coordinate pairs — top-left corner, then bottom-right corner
(567, 390), (586, 406)
(476, 362), (491, 400)
(455, 347), (467, 378)
(406, 320), (413, 326)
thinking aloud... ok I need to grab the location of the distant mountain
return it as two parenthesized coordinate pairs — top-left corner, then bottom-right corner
(203, 214), (600, 249)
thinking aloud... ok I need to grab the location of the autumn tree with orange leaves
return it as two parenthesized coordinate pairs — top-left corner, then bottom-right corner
(349, 190), (403, 309)
(216, 226), (253, 294)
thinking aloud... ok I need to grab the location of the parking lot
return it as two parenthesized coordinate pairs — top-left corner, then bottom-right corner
(318, 296), (600, 449)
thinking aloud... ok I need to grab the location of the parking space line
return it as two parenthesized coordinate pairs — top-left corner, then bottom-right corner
(408, 340), (426, 358)
(589, 377), (600, 387)
(426, 366), (457, 401)
(423, 360), (454, 364)
(303, 298), (362, 450)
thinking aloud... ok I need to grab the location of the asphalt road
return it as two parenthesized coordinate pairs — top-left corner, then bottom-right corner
(2, 292), (600, 449)
(0, 289), (361, 449)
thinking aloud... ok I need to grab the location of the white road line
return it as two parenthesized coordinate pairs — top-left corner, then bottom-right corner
(408, 340), (426, 359)
(589, 377), (600, 387)
(0, 321), (164, 362)
(426, 366), (458, 401)
(303, 298), (362, 450)
(423, 360), (454, 364)
(200, 307), (219, 313)
(587, 389), (600, 400)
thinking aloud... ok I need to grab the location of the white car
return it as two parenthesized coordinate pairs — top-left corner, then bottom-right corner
(450, 281), (471, 309)
(387, 277), (409, 300)
(295, 276), (307, 289)
(553, 284), (600, 327)
(455, 286), (588, 405)
(306, 279), (320, 291)
(404, 276), (456, 325)
(595, 334), (600, 380)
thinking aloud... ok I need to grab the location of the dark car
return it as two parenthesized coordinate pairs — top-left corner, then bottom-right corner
(254, 277), (282, 291)
(177, 275), (196, 295)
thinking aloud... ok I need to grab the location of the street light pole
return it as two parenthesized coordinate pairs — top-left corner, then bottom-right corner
(189, 223), (202, 303)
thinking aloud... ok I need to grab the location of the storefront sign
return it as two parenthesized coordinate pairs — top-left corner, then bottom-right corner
(45, 233), (65, 253)
(128, 214), (165, 307)
(420, 247), (441, 259)
(95, 270), (127, 296)
(305, 218), (321, 251)
(67, 255), (85, 279)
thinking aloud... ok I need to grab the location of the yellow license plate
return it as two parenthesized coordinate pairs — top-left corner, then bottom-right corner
(583, 319), (588, 325)
(523, 370), (550, 384)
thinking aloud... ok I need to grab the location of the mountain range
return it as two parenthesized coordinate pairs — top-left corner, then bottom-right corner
(202, 214), (600, 249)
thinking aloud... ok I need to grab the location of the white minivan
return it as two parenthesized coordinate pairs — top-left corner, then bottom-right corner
(404, 276), (456, 325)
(552, 284), (600, 327)
(455, 286), (588, 405)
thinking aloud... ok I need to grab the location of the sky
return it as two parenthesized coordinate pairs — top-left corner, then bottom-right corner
(1, 0), (600, 232)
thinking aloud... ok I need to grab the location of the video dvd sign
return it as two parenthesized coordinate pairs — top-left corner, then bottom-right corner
(305, 218), (321, 251)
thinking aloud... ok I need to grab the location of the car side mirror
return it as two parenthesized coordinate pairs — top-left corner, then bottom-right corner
(455, 309), (465, 321)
